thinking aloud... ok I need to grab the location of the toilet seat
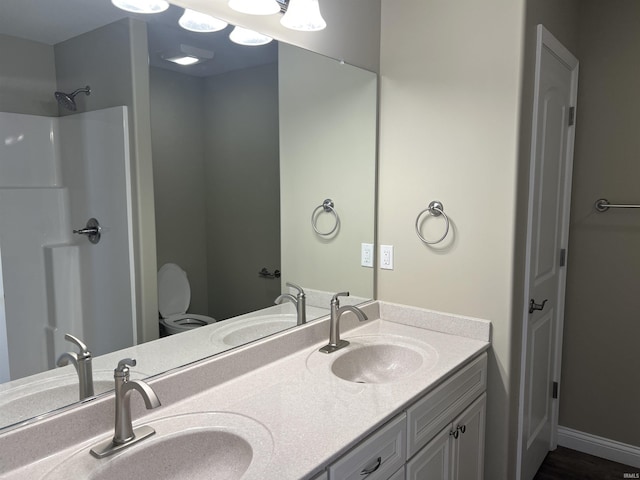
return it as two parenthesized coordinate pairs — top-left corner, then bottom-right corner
(157, 263), (215, 334)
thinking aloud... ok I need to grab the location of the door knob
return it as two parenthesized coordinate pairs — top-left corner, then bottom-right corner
(73, 218), (101, 244)
(529, 298), (548, 314)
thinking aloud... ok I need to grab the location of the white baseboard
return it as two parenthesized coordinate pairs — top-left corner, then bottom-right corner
(557, 426), (640, 469)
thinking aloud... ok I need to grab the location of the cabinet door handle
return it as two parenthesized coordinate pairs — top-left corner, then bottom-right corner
(458, 424), (466, 434)
(449, 428), (459, 439)
(360, 456), (382, 475)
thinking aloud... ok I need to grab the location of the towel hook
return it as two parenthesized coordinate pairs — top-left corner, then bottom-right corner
(415, 201), (450, 245)
(311, 199), (340, 236)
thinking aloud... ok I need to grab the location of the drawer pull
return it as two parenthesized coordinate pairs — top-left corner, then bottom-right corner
(449, 429), (459, 439)
(360, 457), (382, 476)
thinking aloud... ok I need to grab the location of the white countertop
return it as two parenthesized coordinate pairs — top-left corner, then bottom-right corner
(0, 301), (490, 479)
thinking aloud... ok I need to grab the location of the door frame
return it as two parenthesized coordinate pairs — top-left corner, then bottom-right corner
(516, 24), (579, 480)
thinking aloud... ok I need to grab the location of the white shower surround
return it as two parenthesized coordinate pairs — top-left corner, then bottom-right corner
(0, 107), (136, 382)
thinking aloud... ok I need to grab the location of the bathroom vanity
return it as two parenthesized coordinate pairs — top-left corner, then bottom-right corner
(0, 301), (490, 479)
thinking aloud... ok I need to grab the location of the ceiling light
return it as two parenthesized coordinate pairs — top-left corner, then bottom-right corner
(110, 0), (169, 14)
(229, 26), (273, 46)
(228, 0), (280, 15)
(164, 55), (201, 66)
(280, 0), (326, 31)
(179, 9), (228, 33)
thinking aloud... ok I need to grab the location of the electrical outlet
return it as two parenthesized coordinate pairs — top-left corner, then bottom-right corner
(380, 245), (394, 270)
(361, 243), (374, 268)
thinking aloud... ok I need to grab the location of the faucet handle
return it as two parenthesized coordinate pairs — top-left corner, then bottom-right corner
(64, 333), (91, 358)
(331, 291), (350, 305)
(286, 282), (305, 297)
(115, 358), (136, 377)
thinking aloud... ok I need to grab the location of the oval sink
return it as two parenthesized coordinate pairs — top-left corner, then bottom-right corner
(210, 314), (297, 347)
(331, 344), (424, 383)
(44, 412), (273, 480)
(307, 335), (439, 384)
(0, 369), (146, 426)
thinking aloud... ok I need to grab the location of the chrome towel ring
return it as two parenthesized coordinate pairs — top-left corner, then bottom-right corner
(311, 199), (340, 236)
(415, 201), (450, 245)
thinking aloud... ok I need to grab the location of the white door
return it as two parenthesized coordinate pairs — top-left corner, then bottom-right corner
(517, 25), (579, 480)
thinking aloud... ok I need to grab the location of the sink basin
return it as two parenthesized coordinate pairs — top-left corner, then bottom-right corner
(210, 314), (297, 347)
(331, 343), (425, 383)
(307, 335), (439, 384)
(44, 412), (273, 480)
(0, 369), (146, 427)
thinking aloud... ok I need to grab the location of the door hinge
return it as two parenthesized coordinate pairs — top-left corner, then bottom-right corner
(568, 106), (575, 126)
(560, 248), (566, 267)
(552, 381), (559, 399)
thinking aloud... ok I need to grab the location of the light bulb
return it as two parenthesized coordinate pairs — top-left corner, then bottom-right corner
(280, 0), (326, 31)
(228, 0), (280, 15)
(111, 0), (169, 14)
(229, 26), (272, 46)
(179, 9), (228, 33)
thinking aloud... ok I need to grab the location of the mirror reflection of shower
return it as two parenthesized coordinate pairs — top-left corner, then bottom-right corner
(54, 85), (91, 111)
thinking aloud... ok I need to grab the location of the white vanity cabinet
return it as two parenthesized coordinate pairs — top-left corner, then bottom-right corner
(328, 414), (407, 480)
(326, 353), (487, 480)
(406, 393), (486, 480)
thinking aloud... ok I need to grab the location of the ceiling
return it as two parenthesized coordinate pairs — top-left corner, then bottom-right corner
(0, 0), (278, 77)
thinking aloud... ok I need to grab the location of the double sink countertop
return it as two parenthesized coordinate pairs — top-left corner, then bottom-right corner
(0, 301), (490, 479)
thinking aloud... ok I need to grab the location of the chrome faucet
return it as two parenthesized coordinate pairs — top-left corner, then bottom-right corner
(275, 282), (307, 325)
(56, 333), (94, 401)
(319, 292), (368, 353)
(90, 358), (161, 458)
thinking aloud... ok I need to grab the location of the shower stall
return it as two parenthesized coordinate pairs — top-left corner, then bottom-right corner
(0, 106), (136, 382)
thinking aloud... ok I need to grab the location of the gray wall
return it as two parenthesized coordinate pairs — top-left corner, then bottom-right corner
(0, 34), (57, 116)
(378, 1), (526, 479)
(560, 0), (640, 448)
(149, 67), (209, 315)
(204, 63), (281, 319)
(54, 19), (158, 343)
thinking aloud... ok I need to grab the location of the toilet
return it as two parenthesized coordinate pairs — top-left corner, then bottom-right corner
(157, 263), (216, 335)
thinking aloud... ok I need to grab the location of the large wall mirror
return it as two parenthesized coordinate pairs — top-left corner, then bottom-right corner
(0, 0), (376, 430)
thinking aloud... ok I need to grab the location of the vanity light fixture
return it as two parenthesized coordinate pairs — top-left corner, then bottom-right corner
(110, 0), (169, 14)
(228, 0), (281, 15)
(280, 0), (326, 31)
(179, 9), (228, 33)
(229, 26), (273, 46)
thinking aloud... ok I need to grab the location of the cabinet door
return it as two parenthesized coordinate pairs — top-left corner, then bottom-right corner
(451, 393), (486, 480)
(406, 426), (452, 480)
(387, 466), (405, 480)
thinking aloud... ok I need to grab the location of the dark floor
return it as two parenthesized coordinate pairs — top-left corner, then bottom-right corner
(534, 446), (640, 480)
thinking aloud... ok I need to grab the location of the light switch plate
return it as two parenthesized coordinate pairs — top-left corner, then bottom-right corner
(361, 243), (374, 268)
(380, 245), (394, 270)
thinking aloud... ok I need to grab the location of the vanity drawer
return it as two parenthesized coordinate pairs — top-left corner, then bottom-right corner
(328, 413), (406, 480)
(407, 353), (487, 457)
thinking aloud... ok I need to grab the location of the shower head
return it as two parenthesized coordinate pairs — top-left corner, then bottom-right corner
(54, 86), (91, 111)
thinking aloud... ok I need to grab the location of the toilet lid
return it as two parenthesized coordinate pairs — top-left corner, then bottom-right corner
(157, 263), (191, 318)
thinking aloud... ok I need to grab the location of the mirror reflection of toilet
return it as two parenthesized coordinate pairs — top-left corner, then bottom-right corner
(157, 263), (216, 335)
